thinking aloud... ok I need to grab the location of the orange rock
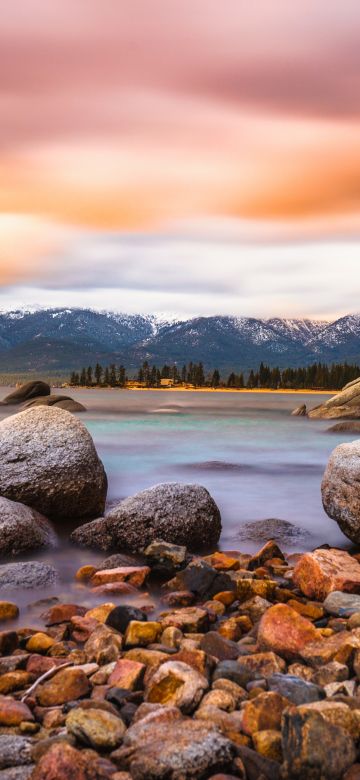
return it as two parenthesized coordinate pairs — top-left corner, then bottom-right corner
(287, 599), (324, 621)
(108, 659), (145, 690)
(91, 582), (139, 596)
(30, 742), (99, 779)
(0, 670), (33, 694)
(213, 591), (236, 606)
(248, 540), (285, 570)
(90, 566), (150, 588)
(237, 651), (286, 678)
(36, 667), (91, 706)
(258, 603), (319, 660)
(41, 603), (86, 625)
(0, 695), (34, 725)
(300, 628), (360, 667)
(203, 552), (240, 571)
(242, 691), (289, 735)
(293, 548), (360, 600)
(75, 565), (98, 582)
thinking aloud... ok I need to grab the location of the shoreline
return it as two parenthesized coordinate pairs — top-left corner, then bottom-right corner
(66, 386), (333, 395)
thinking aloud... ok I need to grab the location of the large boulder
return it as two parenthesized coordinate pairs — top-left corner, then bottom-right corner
(23, 395), (86, 413)
(71, 482), (221, 552)
(0, 381), (50, 406)
(0, 407), (107, 522)
(309, 377), (360, 419)
(293, 548), (360, 599)
(322, 439), (360, 542)
(0, 496), (56, 556)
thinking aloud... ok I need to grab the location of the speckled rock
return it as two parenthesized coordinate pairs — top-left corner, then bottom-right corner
(322, 440), (360, 543)
(24, 395), (86, 413)
(66, 706), (126, 750)
(0, 736), (32, 769)
(0, 407), (107, 522)
(114, 716), (235, 779)
(0, 561), (58, 591)
(0, 497), (56, 557)
(70, 482), (221, 552)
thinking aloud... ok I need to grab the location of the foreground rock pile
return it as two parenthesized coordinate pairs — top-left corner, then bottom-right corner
(3, 542), (360, 778)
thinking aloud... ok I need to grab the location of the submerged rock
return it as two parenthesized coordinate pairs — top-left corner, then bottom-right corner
(237, 518), (311, 545)
(291, 404), (307, 417)
(0, 406), (107, 522)
(0, 561), (58, 591)
(0, 497), (56, 557)
(327, 421), (360, 434)
(0, 381), (50, 406)
(294, 548), (360, 600)
(322, 440), (360, 543)
(71, 482), (221, 552)
(24, 395), (86, 412)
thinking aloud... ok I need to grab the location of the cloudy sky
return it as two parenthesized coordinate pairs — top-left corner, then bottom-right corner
(0, 0), (359, 319)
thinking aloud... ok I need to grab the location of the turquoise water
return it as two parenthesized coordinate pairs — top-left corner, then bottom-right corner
(70, 388), (350, 552)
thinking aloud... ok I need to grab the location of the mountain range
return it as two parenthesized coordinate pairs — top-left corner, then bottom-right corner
(0, 308), (359, 375)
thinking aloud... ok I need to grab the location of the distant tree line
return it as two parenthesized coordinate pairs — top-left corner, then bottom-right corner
(69, 360), (360, 390)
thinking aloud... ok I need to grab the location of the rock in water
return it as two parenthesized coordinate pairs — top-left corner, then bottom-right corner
(71, 482), (221, 552)
(308, 376), (360, 419)
(327, 422), (360, 434)
(322, 440), (360, 543)
(291, 404), (307, 416)
(0, 561), (58, 591)
(0, 496), (56, 556)
(0, 407), (107, 522)
(0, 381), (50, 405)
(24, 395), (86, 412)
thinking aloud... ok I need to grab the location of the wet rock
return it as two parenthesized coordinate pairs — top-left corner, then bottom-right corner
(267, 674), (324, 704)
(291, 404), (307, 417)
(108, 659), (145, 690)
(0, 697), (34, 726)
(30, 742), (101, 780)
(322, 440), (360, 543)
(237, 518), (311, 545)
(327, 422), (360, 434)
(0, 602), (19, 622)
(0, 497), (56, 557)
(24, 395), (86, 413)
(0, 382), (50, 406)
(26, 632), (55, 653)
(91, 566), (150, 588)
(146, 660), (208, 713)
(66, 706), (126, 750)
(36, 667), (91, 706)
(165, 560), (227, 598)
(0, 561), (59, 592)
(242, 691), (289, 736)
(248, 540), (285, 571)
(324, 590), (360, 616)
(105, 605), (147, 634)
(114, 717), (235, 779)
(294, 548), (360, 600)
(0, 407), (107, 522)
(86, 603), (115, 623)
(84, 624), (122, 666)
(42, 603), (86, 625)
(258, 603), (319, 660)
(71, 482), (221, 552)
(281, 706), (357, 779)
(144, 540), (187, 573)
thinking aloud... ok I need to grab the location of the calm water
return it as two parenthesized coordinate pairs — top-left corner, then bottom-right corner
(0, 388), (353, 617)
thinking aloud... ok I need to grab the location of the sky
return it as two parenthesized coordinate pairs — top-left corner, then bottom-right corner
(0, 0), (359, 320)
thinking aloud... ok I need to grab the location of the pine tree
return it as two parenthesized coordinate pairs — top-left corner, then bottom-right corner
(80, 367), (87, 386)
(94, 363), (103, 385)
(104, 367), (110, 385)
(211, 369), (220, 387)
(118, 365), (126, 387)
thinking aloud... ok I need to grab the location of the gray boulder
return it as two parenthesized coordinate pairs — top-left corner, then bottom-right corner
(0, 561), (58, 591)
(322, 439), (360, 542)
(71, 482), (221, 553)
(323, 591), (360, 617)
(23, 395), (86, 412)
(0, 736), (32, 769)
(0, 406), (107, 522)
(309, 377), (360, 419)
(0, 381), (50, 405)
(0, 496), (56, 557)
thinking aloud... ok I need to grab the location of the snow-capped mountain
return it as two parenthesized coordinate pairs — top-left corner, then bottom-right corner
(0, 308), (358, 373)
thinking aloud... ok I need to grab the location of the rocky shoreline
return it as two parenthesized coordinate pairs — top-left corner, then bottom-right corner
(1, 382), (360, 777)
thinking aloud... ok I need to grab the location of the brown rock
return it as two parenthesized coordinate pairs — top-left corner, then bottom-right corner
(91, 566), (150, 588)
(0, 670), (33, 694)
(0, 631), (18, 655)
(108, 659), (145, 690)
(124, 621), (161, 647)
(287, 599), (324, 621)
(42, 603), (86, 625)
(85, 603), (115, 623)
(293, 548), (360, 600)
(258, 603), (319, 660)
(298, 700), (360, 739)
(281, 706), (357, 779)
(70, 616), (99, 643)
(36, 667), (91, 706)
(91, 582), (139, 596)
(75, 565), (98, 582)
(30, 742), (100, 779)
(248, 540), (285, 571)
(26, 632), (56, 653)
(300, 628), (360, 667)
(200, 631), (241, 661)
(0, 601), (19, 622)
(203, 552), (240, 571)
(84, 624), (122, 664)
(252, 729), (283, 762)
(242, 691), (289, 735)
(146, 660), (208, 713)
(160, 606), (209, 632)
(237, 652), (286, 679)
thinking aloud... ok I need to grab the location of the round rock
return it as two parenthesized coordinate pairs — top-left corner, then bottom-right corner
(322, 439), (360, 543)
(0, 406), (107, 522)
(24, 395), (86, 412)
(0, 496), (56, 557)
(0, 381), (50, 406)
(71, 482), (221, 552)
